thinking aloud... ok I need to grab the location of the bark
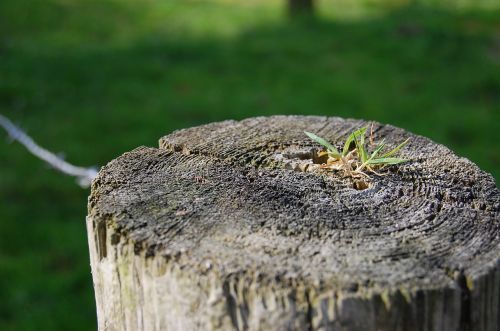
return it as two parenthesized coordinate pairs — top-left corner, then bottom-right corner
(87, 116), (500, 331)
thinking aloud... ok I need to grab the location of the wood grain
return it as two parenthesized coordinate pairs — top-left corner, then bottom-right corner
(87, 116), (500, 331)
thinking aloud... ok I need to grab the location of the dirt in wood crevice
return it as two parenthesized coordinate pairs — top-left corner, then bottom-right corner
(304, 289), (314, 331)
(277, 148), (372, 191)
(95, 219), (107, 260)
(222, 279), (249, 331)
(455, 270), (472, 330)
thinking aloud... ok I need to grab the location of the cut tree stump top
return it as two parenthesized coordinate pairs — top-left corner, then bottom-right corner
(87, 116), (499, 331)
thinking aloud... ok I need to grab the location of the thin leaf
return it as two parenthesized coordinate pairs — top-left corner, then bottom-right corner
(342, 127), (367, 156)
(370, 139), (386, 159)
(367, 157), (409, 165)
(359, 132), (368, 163)
(356, 139), (385, 172)
(381, 138), (410, 158)
(353, 127), (368, 163)
(304, 131), (341, 157)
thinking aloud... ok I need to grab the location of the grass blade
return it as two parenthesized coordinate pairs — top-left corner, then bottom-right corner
(342, 127), (367, 156)
(304, 131), (341, 157)
(367, 157), (409, 165)
(356, 139), (385, 172)
(360, 132), (368, 162)
(353, 128), (368, 163)
(381, 138), (410, 158)
(370, 139), (385, 159)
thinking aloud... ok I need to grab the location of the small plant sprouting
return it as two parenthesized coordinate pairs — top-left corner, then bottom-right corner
(304, 125), (409, 179)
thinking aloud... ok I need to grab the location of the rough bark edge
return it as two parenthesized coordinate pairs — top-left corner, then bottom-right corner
(87, 214), (500, 331)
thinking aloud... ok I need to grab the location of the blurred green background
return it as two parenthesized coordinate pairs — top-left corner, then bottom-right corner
(0, 0), (499, 330)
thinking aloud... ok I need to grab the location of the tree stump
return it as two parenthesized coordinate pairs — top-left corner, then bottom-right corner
(86, 116), (500, 331)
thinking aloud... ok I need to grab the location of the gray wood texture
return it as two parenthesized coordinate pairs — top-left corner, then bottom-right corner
(87, 116), (500, 331)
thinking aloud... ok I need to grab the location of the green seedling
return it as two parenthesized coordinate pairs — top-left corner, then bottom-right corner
(304, 125), (409, 179)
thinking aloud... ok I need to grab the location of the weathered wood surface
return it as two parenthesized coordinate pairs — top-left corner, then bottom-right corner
(87, 116), (500, 331)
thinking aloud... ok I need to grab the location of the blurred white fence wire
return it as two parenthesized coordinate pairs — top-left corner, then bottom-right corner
(0, 114), (98, 188)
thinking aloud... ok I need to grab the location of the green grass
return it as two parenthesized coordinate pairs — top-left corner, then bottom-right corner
(0, 0), (499, 330)
(304, 127), (409, 188)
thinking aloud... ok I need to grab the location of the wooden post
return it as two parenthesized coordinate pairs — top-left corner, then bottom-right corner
(87, 116), (500, 331)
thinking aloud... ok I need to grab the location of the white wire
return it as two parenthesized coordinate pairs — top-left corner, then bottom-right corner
(0, 114), (98, 188)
